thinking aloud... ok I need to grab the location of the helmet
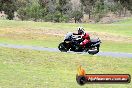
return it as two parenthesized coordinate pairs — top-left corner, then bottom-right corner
(77, 27), (85, 35)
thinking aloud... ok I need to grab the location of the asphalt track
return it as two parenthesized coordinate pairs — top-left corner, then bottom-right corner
(0, 43), (132, 58)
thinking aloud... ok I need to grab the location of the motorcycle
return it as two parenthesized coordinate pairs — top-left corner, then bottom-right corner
(58, 32), (101, 55)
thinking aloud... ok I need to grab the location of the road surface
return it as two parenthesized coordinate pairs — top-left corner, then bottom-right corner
(0, 43), (132, 58)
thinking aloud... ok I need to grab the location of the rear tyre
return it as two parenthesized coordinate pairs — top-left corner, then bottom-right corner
(88, 45), (99, 55)
(58, 42), (68, 52)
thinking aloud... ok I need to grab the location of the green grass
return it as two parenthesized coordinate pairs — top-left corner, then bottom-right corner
(0, 19), (132, 37)
(0, 37), (132, 53)
(0, 47), (132, 88)
(0, 19), (132, 53)
(0, 37), (61, 48)
(101, 41), (132, 53)
(114, 18), (132, 24)
(0, 19), (132, 88)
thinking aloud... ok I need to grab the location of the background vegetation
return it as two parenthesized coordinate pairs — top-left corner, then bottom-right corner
(0, 0), (132, 22)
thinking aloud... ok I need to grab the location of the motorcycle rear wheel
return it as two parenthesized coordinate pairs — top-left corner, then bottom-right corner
(88, 46), (99, 55)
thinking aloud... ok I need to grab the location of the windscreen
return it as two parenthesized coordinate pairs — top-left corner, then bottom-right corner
(64, 32), (73, 40)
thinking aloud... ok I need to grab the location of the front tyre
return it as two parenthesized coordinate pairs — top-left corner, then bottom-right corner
(58, 42), (68, 52)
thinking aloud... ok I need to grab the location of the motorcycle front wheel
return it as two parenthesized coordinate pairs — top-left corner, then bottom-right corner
(58, 42), (68, 52)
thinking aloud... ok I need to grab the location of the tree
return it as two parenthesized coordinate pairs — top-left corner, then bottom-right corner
(53, 11), (61, 22)
(17, 1), (45, 21)
(15, 0), (30, 8)
(47, 0), (56, 13)
(39, 0), (72, 22)
(0, 0), (30, 20)
(80, 0), (96, 19)
(39, 0), (49, 8)
(17, 7), (28, 20)
(128, 0), (132, 13)
(92, 0), (108, 22)
(113, 0), (132, 16)
(15, 0), (30, 20)
(27, 4), (44, 21)
(72, 10), (83, 23)
(0, 0), (17, 20)
(57, 0), (72, 16)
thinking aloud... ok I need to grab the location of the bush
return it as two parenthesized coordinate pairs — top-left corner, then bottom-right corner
(92, 1), (108, 22)
(53, 11), (62, 22)
(60, 15), (69, 22)
(17, 2), (45, 21)
(17, 7), (28, 20)
(44, 14), (53, 22)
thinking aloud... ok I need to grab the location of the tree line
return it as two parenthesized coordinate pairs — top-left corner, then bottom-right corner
(0, 0), (132, 23)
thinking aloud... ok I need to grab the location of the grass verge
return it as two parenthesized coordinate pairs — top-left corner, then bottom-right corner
(0, 19), (132, 37)
(0, 47), (132, 88)
(0, 19), (132, 53)
(0, 36), (132, 53)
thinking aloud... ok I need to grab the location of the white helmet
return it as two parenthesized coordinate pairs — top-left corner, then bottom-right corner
(77, 27), (85, 35)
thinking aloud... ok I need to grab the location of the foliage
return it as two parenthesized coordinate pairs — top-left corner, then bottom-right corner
(27, 4), (44, 21)
(17, 2), (44, 21)
(92, 0), (107, 22)
(80, 0), (132, 22)
(0, 0), (16, 20)
(53, 11), (61, 22)
(44, 14), (53, 22)
(17, 7), (28, 20)
(72, 10), (83, 23)
(60, 15), (69, 22)
(0, 0), (132, 22)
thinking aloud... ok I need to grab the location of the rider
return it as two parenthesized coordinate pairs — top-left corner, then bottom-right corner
(73, 27), (91, 48)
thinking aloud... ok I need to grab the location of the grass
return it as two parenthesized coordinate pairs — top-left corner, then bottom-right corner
(0, 36), (61, 48)
(0, 19), (132, 53)
(114, 18), (132, 24)
(0, 19), (132, 37)
(102, 41), (132, 53)
(0, 37), (132, 53)
(0, 47), (132, 88)
(0, 19), (132, 88)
